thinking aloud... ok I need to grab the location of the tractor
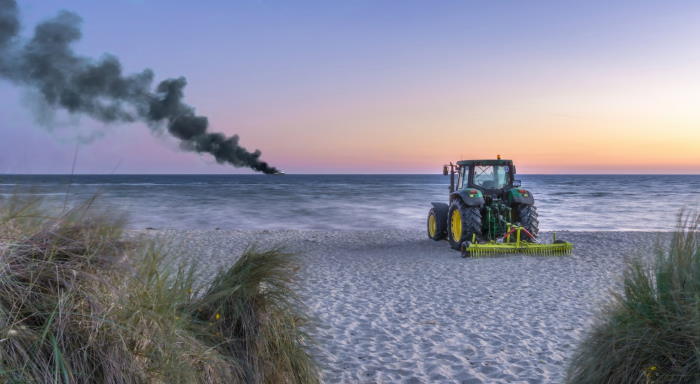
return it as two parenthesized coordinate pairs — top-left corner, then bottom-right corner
(426, 157), (571, 257)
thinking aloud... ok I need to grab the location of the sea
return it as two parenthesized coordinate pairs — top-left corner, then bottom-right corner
(1, 174), (699, 231)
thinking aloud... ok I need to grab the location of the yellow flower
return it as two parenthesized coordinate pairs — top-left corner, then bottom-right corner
(644, 365), (658, 378)
(215, 313), (221, 320)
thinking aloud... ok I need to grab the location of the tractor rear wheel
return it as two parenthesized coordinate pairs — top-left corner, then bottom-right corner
(427, 207), (447, 241)
(448, 199), (482, 250)
(516, 204), (539, 241)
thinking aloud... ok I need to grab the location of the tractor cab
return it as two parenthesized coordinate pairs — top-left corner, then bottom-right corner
(462, 159), (514, 195)
(444, 159), (518, 199)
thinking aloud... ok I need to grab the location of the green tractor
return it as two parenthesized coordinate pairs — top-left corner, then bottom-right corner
(427, 157), (571, 257)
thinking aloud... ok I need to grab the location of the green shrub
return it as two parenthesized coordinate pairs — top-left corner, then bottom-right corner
(567, 214), (700, 384)
(0, 197), (318, 384)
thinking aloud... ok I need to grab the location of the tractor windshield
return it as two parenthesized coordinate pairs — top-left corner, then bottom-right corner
(473, 165), (510, 190)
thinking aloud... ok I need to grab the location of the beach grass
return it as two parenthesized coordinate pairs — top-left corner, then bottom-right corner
(567, 213), (700, 384)
(0, 196), (318, 384)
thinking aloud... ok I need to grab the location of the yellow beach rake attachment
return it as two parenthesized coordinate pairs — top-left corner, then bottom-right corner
(461, 226), (573, 258)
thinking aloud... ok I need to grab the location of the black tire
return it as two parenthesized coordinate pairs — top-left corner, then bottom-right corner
(448, 199), (482, 250)
(427, 207), (447, 241)
(516, 204), (539, 241)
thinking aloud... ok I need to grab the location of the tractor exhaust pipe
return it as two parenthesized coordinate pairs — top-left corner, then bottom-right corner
(444, 163), (456, 193)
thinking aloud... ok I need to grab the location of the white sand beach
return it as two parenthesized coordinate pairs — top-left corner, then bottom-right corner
(155, 229), (665, 384)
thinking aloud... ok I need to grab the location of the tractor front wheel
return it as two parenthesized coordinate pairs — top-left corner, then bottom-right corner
(448, 199), (482, 250)
(427, 207), (447, 241)
(516, 204), (539, 241)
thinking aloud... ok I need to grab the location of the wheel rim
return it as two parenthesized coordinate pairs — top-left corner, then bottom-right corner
(428, 214), (437, 237)
(451, 208), (462, 241)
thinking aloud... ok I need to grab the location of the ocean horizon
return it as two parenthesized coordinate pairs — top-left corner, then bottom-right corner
(2, 174), (698, 232)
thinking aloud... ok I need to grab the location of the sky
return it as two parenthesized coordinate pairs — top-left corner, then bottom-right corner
(1, 0), (700, 174)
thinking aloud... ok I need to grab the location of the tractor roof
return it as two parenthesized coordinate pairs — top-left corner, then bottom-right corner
(457, 159), (513, 166)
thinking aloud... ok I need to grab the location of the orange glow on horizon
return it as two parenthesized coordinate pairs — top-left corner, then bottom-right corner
(225, 65), (700, 174)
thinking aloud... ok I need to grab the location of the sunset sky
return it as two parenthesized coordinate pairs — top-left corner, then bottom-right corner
(1, 0), (700, 174)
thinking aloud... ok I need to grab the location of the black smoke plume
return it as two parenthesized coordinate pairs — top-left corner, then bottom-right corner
(0, 0), (278, 174)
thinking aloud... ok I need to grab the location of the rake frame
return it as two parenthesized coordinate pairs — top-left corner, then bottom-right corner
(462, 226), (573, 258)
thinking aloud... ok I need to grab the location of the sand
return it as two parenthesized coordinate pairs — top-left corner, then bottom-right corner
(151, 229), (666, 383)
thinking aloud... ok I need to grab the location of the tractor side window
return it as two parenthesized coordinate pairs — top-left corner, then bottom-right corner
(458, 167), (466, 189)
(497, 166), (510, 187)
(474, 165), (509, 189)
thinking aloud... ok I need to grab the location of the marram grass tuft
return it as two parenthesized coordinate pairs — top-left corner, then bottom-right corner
(0, 196), (318, 384)
(566, 212), (700, 384)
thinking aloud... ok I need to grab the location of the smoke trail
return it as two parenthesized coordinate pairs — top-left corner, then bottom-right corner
(0, 0), (278, 174)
